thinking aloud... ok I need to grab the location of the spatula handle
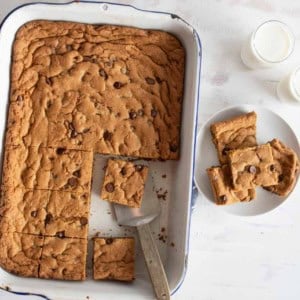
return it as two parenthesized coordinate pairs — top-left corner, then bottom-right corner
(137, 223), (170, 300)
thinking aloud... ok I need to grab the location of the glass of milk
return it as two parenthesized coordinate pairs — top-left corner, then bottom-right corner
(277, 67), (300, 104)
(241, 20), (294, 69)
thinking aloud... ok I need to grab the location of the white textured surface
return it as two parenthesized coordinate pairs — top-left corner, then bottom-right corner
(0, 1), (300, 300)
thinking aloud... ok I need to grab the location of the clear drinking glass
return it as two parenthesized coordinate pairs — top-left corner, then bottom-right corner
(277, 67), (300, 104)
(241, 20), (295, 69)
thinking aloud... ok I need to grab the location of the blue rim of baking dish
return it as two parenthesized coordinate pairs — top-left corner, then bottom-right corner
(0, 1), (202, 298)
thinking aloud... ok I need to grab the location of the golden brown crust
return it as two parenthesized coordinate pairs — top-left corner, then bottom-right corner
(101, 159), (148, 207)
(210, 112), (257, 164)
(93, 237), (134, 281)
(8, 20), (185, 160)
(39, 237), (87, 280)
(2, 146), (93, 193)
(0, 232), (44, 278)
(1, 20), (185, 280)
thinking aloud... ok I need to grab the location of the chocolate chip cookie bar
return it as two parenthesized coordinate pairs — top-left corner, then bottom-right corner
(0, 187), (48, 235)
(39, 237), (87, 280)
(207, 165), (256, 205)
(44, 191), (90, 239)
(264, 139), (300, 196)
(229, 143), (279, 190)
(210, 112), (257, 164)
(0, 232), (44, 277)
(101, 159), (148, 208)
(2, 146), (93, 193)
(93, 237), (135, 281)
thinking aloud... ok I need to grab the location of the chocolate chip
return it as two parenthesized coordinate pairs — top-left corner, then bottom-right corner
(73, 170), (81, 178)
(248, 165), (257, 174)
(56, 148), (66, 155)
(70, 130), (78, 138)
(45, 77), (53, 86)
(145, 77), (155, 85)
(170, 144), (178, 152)
(16, 95), (23, 102)
(56, 231), (65, 238)
(222, 147), (230, 156)
(80, 217), (88, 226)
(68, 177), (78, 187)
(270, 164), (276, 172)
(129, 111), (137, 120)
(105, 183), (115, 193)
(138, 109), (144, 116)
(106, 238), (113, 245)
(68, 122), (75, 131)
(31, 211), (38, 218)
(46, 100), (52, 108)
(82, 128), (90, 133)
(113, 81), (123, 89)
(66, 45), (73, 51)
(45, 213), (53, 224)
(155, 76), (162, 84)
(219, 195), (227, 204)
(135, 165), (144, 172)
(278, 174), (284, 182)
(103, 130), (112, 141)
(120, 167), (127, 176)
(99, 69), (108, 80)
(151, 109), (157, 117)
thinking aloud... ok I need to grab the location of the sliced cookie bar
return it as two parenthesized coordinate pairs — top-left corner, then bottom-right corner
(93, 237), (135, 281)
(39, 236), (87, 280)
(264, 139), (299, 196)
(210, 111), (257, 164)
(2, 146), (93, 193)
(0, 232), (44, 278)
(207, 165), (256, 205)
(100, 159), (148, 208)
(229, 143), (279, 190)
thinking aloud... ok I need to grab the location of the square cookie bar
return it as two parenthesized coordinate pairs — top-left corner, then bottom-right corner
(264, 139), (300, 196)
(0, 232), (44, 277)
(207, 165), (256, 205)
(44, 191), (90, 239)
(39, 237), (87, 280)
(93, 237), (135, 281)
(100, 159), (148, 208)
(2, 146), (93, 193)
(210, 111), (257, 164)
(229, 143), (279, 190)
(0, 187), (48, 235)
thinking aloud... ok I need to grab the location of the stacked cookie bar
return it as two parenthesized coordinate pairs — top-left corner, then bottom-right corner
(207, 112), (299, 205)
(0, 20), (185, 280)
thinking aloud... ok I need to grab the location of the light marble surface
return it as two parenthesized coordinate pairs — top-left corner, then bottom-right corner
(0, 1), (300, 299)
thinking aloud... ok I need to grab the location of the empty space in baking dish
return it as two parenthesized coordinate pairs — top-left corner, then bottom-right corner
(0, 2), (201, 299)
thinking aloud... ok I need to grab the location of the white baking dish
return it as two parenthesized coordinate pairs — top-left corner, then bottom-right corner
(0, 2), (201, 299)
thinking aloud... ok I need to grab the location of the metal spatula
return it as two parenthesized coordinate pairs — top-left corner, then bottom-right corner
(113, 170), (170, 300)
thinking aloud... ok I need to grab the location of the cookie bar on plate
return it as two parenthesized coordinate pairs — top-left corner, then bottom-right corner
(207, 165), (256, 205)
(264, 139), (300, 196)
(210, 111), (257, 164)
(228, 143), (279, 190)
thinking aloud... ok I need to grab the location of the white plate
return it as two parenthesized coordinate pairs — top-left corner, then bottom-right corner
(194, 105), (300, 216)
